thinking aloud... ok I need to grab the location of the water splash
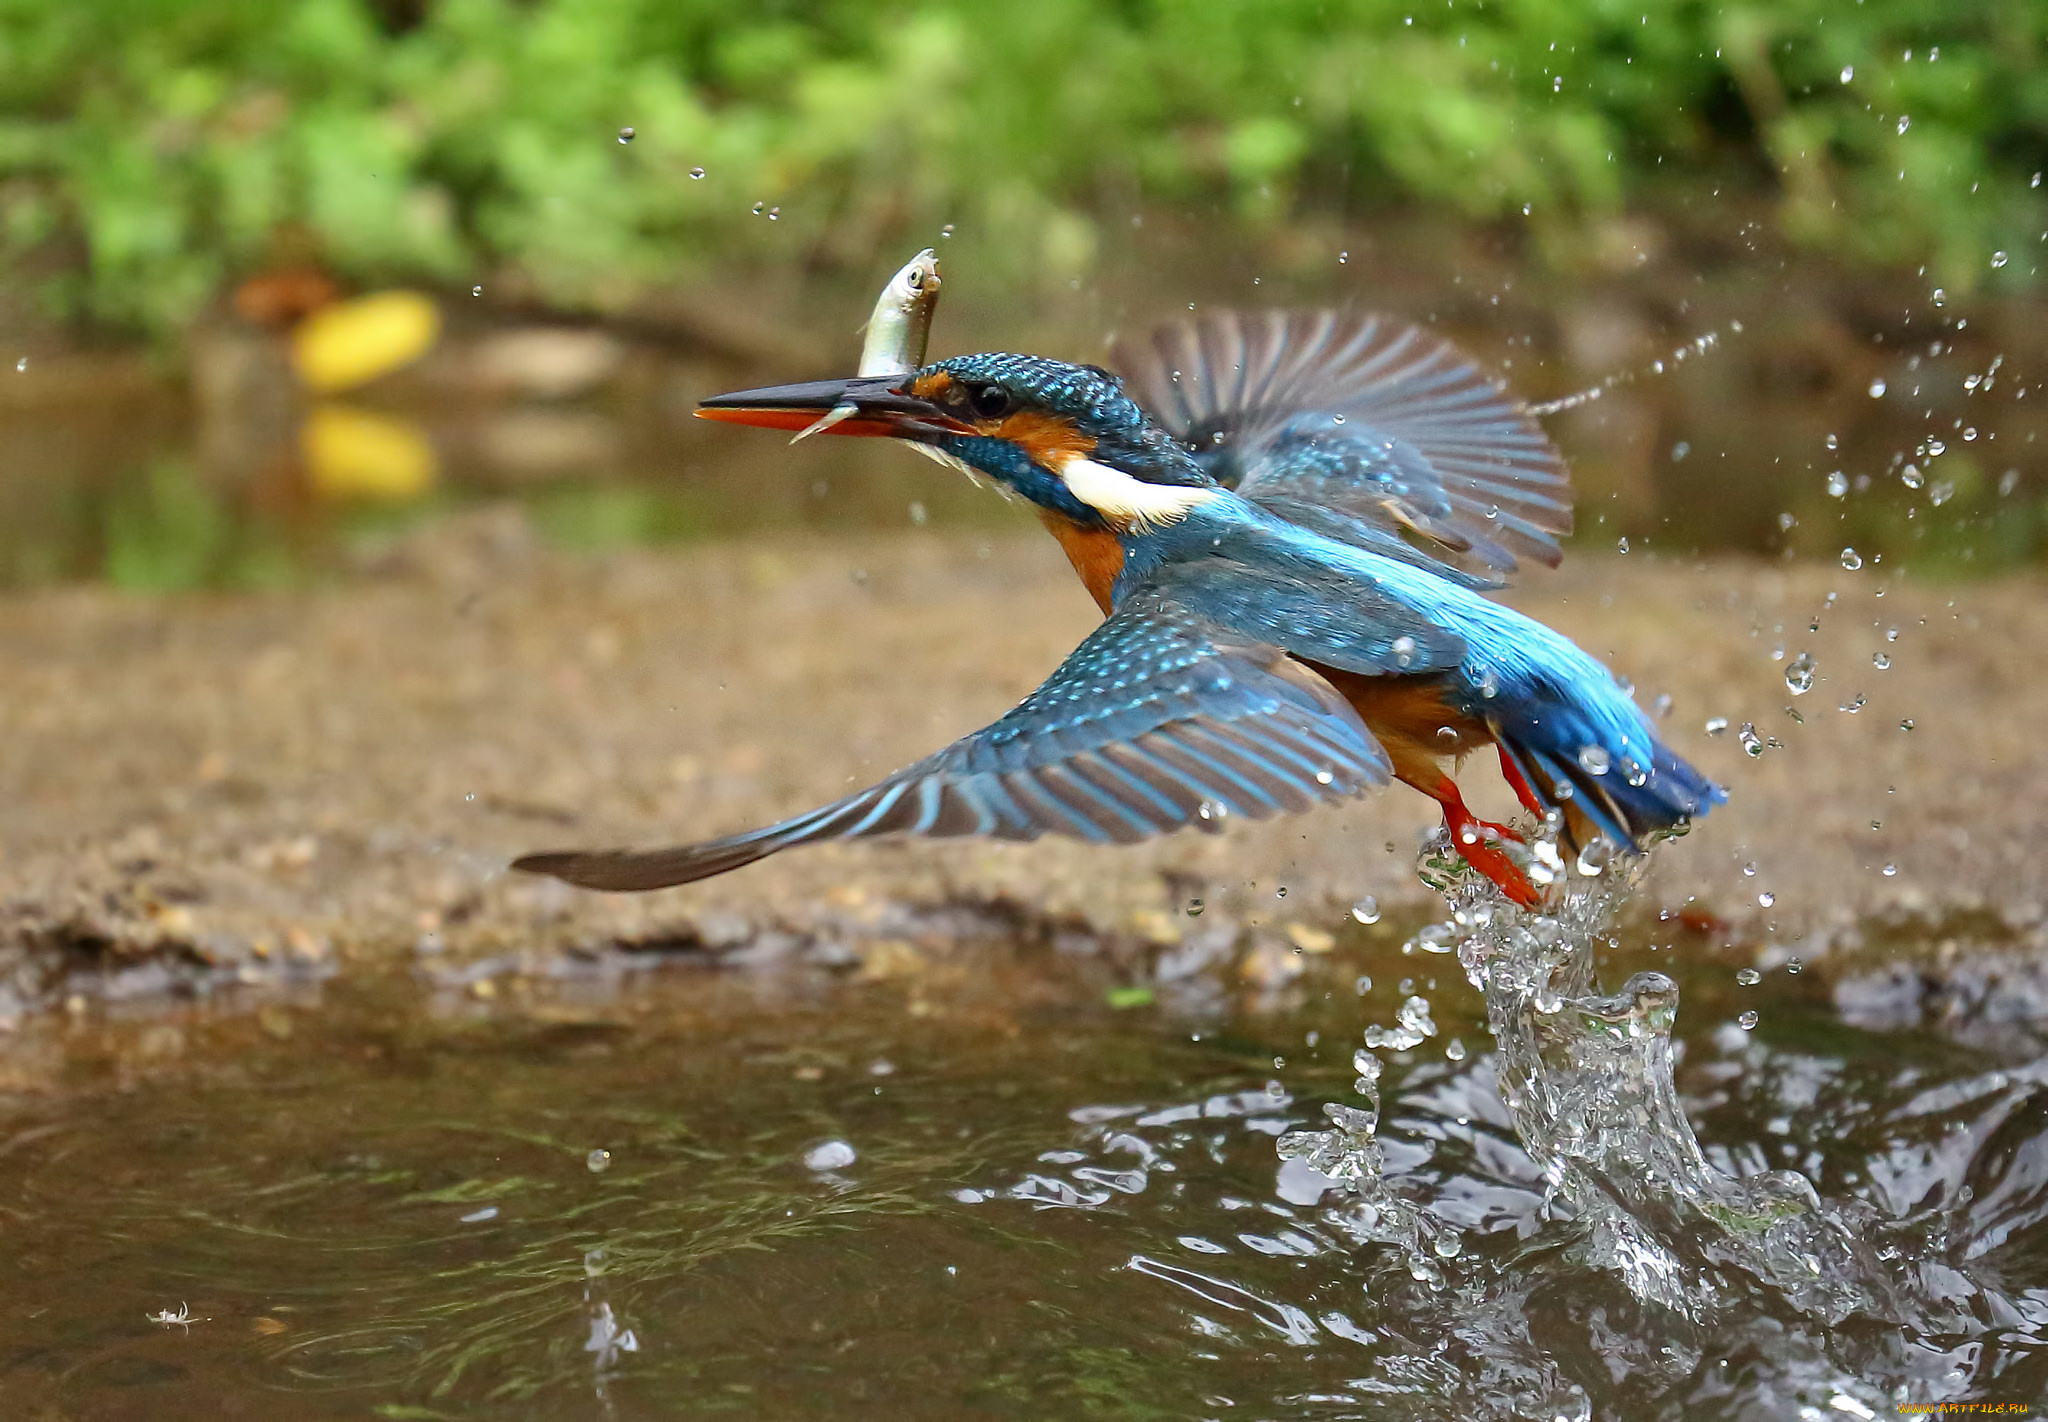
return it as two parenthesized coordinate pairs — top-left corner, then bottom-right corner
(1527, 327), (1733, 417)
(1272, 833), (2013, 1399)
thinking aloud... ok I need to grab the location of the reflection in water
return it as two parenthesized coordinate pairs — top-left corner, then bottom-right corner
(6, 225), (2047, 588)
(3, 886), (2047, 1415)
(1020, 842), (2048, 1416)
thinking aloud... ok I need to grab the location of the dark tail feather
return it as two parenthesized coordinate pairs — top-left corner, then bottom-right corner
(1495, 718), (1725, 856)
(511, 834), (781, 891)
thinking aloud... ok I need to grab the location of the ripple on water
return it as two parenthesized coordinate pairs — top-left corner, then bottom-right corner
(5, 850), (2048, 1418)
(950, 834), (2048, 1418)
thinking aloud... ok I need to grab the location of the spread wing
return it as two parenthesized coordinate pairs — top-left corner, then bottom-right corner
(1113, 309), (1571, 581)
(513, 588), (1389, 891)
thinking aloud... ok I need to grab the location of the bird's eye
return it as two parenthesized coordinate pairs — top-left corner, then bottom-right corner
(968, 383), (1011, 419)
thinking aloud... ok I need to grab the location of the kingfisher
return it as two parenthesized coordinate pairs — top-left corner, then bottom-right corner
(514, 309), (1724, 906)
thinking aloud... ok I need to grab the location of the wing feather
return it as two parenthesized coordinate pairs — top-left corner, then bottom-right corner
(1113, 309), (1571, 581)
(512, 588), (1389, 891)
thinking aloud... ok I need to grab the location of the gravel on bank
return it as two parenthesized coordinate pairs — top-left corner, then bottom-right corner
(3, 510), (2042, 1017)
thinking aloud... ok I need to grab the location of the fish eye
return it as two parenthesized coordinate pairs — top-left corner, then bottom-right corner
(968, 383), (1011, 418)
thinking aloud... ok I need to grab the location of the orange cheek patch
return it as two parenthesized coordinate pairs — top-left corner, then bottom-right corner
(907, 371), (956, 402)
(994, 411), (1095, 467)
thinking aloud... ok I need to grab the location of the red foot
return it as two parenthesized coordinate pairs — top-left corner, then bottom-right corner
(1432, 774), (1541, 909)
(1497, 746), (1546, 819)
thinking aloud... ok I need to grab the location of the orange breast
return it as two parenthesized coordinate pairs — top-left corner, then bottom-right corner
(1312, 664), (1492, 787)
(1038, 511), (1124, 614)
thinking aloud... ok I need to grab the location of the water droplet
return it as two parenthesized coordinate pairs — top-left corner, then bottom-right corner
(1617, 536), (1630, 553)
(617, 127), (635, 144)
(587, 1148), (612, 1173)
(1737, 1010), (1759, 1030)
(767, 206), (780, 221)
(1275, 886), (1288, 899)
(1868, 378), (1887, 398)
(1338, 250), (1349, 264)
(1444, 1038), (1467, 1062)
(1787, 957), (1803, 974)
(1742, 861), (1758, 877)
(1185, 898), (1205, 917)
(470, 285), (483, 297)
(1331, 413), (1346, 424)
(1927, 438), (1946, 456)
(1992, 250), (2009, 269)
(1882, 863), (1898, 877)
(1785, 651), (1815, 694)
(1705, 716), (1729, 736)
(1840, 64), (1854, 83)
(1929, 479), (1954, 506)
(908, 500), (928, 526)
(1350, 896), (1381, 925)
(1315, 768), (1334, 785)
(1930, 286), (1944, 307)
(1197, 800), (1227, 822)
(1354, 974), (1373, 995)
(1839, 547), (1863, 571)
(1577, 745), (1611, 775)
(1736, 967), (1761, 986)
(1900, 718), (1915, 731)
(1872, 652), (1891, 670)
(1669, 440), (1691, 462)
(1738, 722), (1764, 757)
(12, 357), (24, 373)
(1825, 471), (1848, 498)
(1897, 116), (1911, 135)
(1390, 635), (1417, 668)
(804, 1139), (857, 1171)
(1902, 464), (1924, 489)
(689, 166), (706, 180)
(939, 223), (956, 238)
(751, 202), (764, 215)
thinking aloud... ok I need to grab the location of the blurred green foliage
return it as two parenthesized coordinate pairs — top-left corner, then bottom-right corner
(0, 0), (2043, 334)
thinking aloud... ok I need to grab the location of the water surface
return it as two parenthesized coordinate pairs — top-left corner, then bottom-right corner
(5, 896), (2043, 1419)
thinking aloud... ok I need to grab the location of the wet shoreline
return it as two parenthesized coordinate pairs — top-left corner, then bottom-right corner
(4, 512), (2044, 1024)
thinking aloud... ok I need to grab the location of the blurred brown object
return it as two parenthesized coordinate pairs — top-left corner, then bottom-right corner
(233, 267), (341, 329)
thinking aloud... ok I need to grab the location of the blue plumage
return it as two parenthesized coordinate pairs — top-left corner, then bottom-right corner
(515, 305), (1723, 898)
(511, 590), (1391, 890)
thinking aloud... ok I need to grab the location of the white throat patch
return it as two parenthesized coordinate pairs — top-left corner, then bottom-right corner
(1054, 455), (1217, 531)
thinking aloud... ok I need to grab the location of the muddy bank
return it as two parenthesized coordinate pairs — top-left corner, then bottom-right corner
(2, 509), (2043, 1018)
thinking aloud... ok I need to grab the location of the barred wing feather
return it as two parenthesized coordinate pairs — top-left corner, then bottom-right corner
(513, 589), (1389, 891)
(1114, 309), (1571, 580)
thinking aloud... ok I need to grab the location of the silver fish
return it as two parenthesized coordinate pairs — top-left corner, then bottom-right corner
(793, 249), (942, 441)
(857, 247), (941, 377)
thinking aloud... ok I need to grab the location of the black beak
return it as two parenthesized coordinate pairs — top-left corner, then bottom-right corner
(695, 376), (969, 441)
